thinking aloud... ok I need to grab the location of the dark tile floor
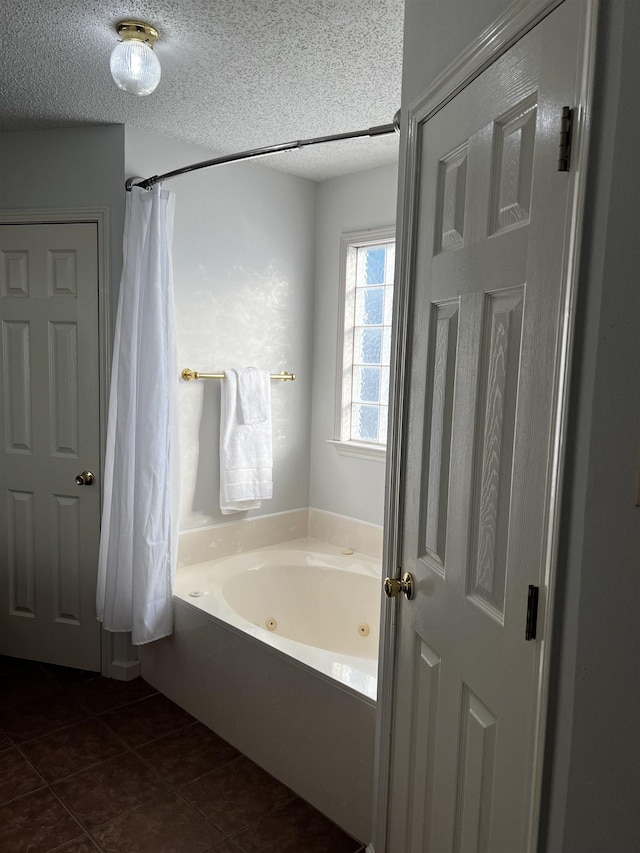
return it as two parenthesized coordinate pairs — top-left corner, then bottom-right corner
(0, 656), (366, 853)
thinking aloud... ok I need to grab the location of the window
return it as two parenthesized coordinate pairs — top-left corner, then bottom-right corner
(333, 227), (395, 458)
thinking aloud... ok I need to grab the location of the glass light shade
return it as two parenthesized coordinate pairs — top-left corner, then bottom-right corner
(110, 39), (161, 96)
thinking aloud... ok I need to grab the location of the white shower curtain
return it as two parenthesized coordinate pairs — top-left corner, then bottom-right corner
(96, 185), (179, 645)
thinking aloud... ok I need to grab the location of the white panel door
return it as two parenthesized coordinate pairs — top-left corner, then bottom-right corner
(0, 223), (101, 670)
(386, 1), (589, 850)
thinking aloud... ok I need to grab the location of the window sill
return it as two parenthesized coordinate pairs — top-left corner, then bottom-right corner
(327, 439), (387, 462)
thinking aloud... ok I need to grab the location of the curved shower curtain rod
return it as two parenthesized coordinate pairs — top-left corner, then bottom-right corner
(125, 111), (400, 191)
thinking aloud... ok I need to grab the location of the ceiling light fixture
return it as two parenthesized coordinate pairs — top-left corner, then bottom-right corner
(110, 20), (161, 96)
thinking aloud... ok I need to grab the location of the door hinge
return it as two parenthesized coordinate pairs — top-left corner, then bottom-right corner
(525, 585), (540, 641)
(557, 106), (573, 172)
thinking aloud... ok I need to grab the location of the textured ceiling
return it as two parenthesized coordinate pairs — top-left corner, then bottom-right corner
(0, 0), (403, 181)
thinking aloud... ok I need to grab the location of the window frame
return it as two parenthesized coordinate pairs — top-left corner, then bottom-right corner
(331, 226), (396, 461)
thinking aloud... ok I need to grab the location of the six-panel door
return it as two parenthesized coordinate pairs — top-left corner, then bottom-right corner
(387, 1), (588, 850)
(0, 222), (101, 670)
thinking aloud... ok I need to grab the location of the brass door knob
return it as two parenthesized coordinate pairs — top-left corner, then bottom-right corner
(384, 572), (414, 600)
(75, 470), (95, 486)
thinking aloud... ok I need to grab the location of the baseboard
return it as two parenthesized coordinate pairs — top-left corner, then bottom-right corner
(110, 659), (142, 681)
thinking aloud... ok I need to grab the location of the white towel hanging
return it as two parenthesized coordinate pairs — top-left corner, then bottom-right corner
(219, 368), (273, 514)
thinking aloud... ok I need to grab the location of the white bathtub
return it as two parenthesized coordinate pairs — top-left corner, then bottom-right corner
(173, 543), (381, 699)
(140, 538), (381, 842)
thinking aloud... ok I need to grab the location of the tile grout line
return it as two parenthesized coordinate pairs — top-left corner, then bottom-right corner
(84, 790), (173, 848)
(95, 711), (310, 846)
(50, 839), (105, 853)
(172, 786), (230, 838)
(17, 723), (135, 788)
(4, 684), (178, 787)
(128, 733), (241, 841)
(3, 704), (96, 748)
(0, 666), (97, 850)
(131, 743), (242, 792)
(228, 796), (359, 849)
(46, 835), (100, 853)
(51, 742), (173, 840)
(1, 676), (229, 845)
(2, 664), (365, 852)
(10, 712), (105, 747)
(42, 783), (92, 851)
(52, 712), (221, 844)
(0, 670), (190, 852)
(163, 745), (305, 843)
(3, 741), (48, 802)
(175, 783), (300, 848)
(109, 718), (197, 751)
(0, 669), (161, 743)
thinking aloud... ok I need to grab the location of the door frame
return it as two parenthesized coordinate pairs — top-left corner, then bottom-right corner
(374, 0), (598, 849)
(0, 207), (112, 674)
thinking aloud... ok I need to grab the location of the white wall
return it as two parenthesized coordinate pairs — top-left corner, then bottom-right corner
(539, 3), (640, 850)
(0, 125), (125, 322)
(401, 0), (512, 105)
(125, 128), (316, 532)
(399, 1), (640, 851)
(309, 163), (398, 527)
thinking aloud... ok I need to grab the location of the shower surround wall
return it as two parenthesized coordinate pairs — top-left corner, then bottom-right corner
(125, 128), (316, 533)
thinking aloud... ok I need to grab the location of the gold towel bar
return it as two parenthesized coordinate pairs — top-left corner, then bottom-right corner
(181, 368), (296, 382)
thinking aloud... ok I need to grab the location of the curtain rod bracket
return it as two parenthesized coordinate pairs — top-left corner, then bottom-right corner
(126, 175), (158, 192)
